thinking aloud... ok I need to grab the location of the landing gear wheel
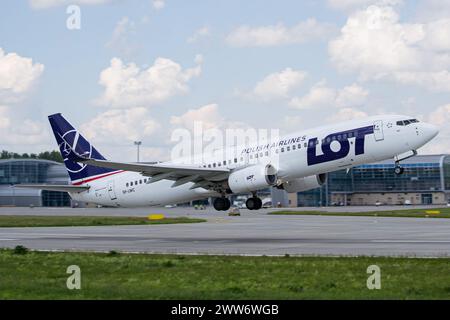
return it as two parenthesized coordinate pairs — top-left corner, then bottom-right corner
(213, 197), (231, 211)
(246, 197), (262, 210)
(394, 165), (404, 175)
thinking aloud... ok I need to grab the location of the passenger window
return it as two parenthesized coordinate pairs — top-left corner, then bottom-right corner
(281, 148), (284, 152)
(130, 182), (133, 186)
(292, 145), (296, 150)
(265, 151), (269, 156)
(213, 163), (216, 167)
(240, 157), (244, 162)
(139, 180), (142, 184)
(298, 144), (301, 149)
(218, 162), (221, 167)
(234, 158), (237, 163)
(275, 149), (279, 154)
(304, 142), (307, 148)
(126, 183), (129, 187)
(255, 154), (258, 158)
(287, 146), (290, 151)
(135, 181), (138, 185)
(208, 164), (211, 168)
(260, 152), (263, 157)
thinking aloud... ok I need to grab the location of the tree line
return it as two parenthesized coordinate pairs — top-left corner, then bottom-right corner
(0, 150), (63, 163)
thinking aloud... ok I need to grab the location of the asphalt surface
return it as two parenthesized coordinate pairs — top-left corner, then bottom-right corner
(1, 206), (450, 257)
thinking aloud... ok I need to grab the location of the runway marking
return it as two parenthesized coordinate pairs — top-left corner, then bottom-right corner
(0, 239), (18, 241)
(373, 240), (450, 243)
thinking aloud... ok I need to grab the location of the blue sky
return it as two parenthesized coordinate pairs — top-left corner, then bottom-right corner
(1, 0), (450, 161)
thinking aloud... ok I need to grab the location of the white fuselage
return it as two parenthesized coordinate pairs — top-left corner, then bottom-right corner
(69, 115), (438, 207)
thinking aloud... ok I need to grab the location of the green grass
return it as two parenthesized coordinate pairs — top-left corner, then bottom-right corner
(0, 215), (206, 228)
(0, 249), (449, 299)
(269, 207), (450, 218)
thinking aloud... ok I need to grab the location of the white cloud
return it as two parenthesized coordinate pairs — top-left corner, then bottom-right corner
(81, 107), (160, 144)
(187, 26), (210, 43)
(289, 81), (336, 109)
(326, 107), (369, 122)
(0, 105), (10, 129)
(170, 104), (223, 130)
(328, 5), (450, 92)
(95, 56), (202, 108)
(0, 48), (44, 103)
(106, 17), (136, 55)
(0, 106), (48, 145)
(251, 68), (307, 101)
(29, 0), (110, 9)
(226, 18), (335, 47)
(152, 0), (165, 10)
(415, 0), (450, 22)
(289, 81), (368, 109)
(335, 83), (369, 107)
(327, 0), (402, 12)
(170, 103), (250, 134)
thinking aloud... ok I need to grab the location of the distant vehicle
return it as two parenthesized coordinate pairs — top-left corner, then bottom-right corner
(164, 204), (177, 208)
(375, 201), (382, 206)
(17, 113), (439, 212)
(262, 201), (272, 208)
(404, 200), (412, 205)
(228, 207), (241, 216)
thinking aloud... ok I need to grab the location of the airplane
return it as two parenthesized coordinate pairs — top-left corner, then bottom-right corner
(17, 113), (439, 211)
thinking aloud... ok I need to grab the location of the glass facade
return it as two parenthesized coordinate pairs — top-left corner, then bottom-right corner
(0, 159), (70, 207)
(297, 155), (450, 207)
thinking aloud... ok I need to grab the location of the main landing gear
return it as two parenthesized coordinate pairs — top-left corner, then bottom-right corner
(213, 197), (231, 211)
(246, 194), (262, 210)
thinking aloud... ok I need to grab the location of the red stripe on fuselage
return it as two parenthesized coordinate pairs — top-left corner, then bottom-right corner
(72, 170), (125, 185)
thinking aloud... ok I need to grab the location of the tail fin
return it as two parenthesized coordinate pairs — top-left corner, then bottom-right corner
(48, 113), (115, 183)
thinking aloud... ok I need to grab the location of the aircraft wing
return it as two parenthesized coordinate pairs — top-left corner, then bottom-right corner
(14, 184), (90, 193)
(62, 135), (232, 189)
(77, 158), (230, 189)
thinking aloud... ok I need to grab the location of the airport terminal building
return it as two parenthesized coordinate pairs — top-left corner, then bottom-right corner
(295, 154), (450, 206)
(0, 159), (70, 207)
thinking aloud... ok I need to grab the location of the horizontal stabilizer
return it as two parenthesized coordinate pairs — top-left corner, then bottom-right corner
(14, 184), (90, 193)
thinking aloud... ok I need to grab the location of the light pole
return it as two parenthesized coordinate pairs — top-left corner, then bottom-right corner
(134, 141), (142, 162)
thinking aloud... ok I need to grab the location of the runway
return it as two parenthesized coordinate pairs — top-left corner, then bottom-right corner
(1, 207), (450, 257)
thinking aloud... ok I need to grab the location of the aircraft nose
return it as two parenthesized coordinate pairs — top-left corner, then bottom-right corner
(421, 123), (439, 141)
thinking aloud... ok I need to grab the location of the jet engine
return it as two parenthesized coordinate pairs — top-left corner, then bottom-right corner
(228, 164), (277, 193)
(280, 173), (327, 193)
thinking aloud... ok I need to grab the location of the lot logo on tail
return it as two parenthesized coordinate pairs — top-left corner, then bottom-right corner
(307, 126), (374, 165)
(58, 129), (92, 173)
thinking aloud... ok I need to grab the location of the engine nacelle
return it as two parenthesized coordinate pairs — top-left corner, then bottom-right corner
(228, 164), (277, 193)
(281, 173), (327, 193)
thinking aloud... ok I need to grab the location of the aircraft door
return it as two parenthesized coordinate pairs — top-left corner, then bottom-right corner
(373, 120), (384, 141)
(107, 181), (117, 200)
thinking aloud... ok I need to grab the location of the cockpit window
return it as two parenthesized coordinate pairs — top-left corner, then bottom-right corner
(397, 119), (419, 126)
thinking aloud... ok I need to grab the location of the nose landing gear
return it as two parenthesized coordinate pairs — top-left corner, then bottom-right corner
(394, 162), (405, 175)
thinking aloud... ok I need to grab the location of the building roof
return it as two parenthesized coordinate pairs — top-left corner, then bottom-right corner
(0, 158), (63, 166)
